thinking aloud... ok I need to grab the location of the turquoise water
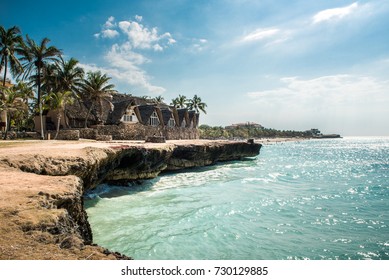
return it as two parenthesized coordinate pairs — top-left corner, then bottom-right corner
(84, 137), (389, 260)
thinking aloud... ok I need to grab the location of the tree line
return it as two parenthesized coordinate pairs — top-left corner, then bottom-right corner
(142, 94), (207, 114)
(199, 125), (313, 140)
(0, 25), (207, 140)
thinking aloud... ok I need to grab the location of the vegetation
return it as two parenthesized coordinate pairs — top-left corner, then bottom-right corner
(0, 24), (208, 140)
(18, 36), (63, 139)
(199, 124), (312, 140)
(0, 85), (28, 139)
(0, 26), (23, 89)
(81, 71), (116, 127)
(45, 91), (74, 139)
(171, 94), (207, 114)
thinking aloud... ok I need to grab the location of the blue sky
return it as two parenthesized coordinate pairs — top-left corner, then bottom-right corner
(2, 0), (389, 135)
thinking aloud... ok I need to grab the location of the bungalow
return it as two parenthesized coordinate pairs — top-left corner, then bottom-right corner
(41, 93), (200, 140)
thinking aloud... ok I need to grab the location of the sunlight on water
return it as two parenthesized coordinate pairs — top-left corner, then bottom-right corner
(85, 137), (389, 259)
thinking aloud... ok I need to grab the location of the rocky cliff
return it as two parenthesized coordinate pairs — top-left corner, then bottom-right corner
(0, 140), (261, 259)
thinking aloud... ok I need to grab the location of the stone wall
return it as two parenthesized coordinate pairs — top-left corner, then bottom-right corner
(47, 129), (80, 140)
(79, 128), (97, 139)
(79, 123), (199, 140)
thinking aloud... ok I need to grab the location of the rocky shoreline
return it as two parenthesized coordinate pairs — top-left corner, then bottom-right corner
(0, 140), (261, 259)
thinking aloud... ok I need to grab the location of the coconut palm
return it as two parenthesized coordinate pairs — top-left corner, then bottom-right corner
(0, 86), (28, 139)
(187, 94), (207, 114)
(55, 57), (84, 93)
(81, 71), (116, 127)
(18, 35), (62, 139)
(46, 91), (74, 139)
(171, 94), (187, 108)
(153, 95), (164, 104)
(0, 26), (23, 89)
(52, 57), (84, 128)
(13, 81), (34, 105)
(11, 81), (34, 128)
(0, 26), (24, 132)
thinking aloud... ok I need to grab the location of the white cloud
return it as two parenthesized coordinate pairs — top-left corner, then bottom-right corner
(247, 75), (389, 134)
(103, 43), (165, 94)
(248, 75), (388, 104)
(95, 16), (118, 39)
(106, 42), (149, 66)
(242, 28), (280, 42)
(118, 20), (175, 51)
(101, 29), (119, 39)
(95, 16), (176, 50)
(80, 61), (165, 95)
(104, 16), (116, 29)
(188, 38), (208, 53)
(92, 15), (176, 94)
(313, 2), (359, 24)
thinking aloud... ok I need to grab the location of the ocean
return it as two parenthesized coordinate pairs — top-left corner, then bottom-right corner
(84, 137), (389, 260)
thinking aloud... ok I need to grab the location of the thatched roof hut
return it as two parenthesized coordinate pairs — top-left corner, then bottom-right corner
(177, 108), (189, 127)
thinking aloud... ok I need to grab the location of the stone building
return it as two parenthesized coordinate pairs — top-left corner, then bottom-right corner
(40, 93), (200, 140)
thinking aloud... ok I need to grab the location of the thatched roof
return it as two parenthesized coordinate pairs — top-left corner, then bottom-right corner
(160, 108), (173, 126)
(188, 110), (195, 121)
(177, 108), (189, 127)
(106, 93), (161, 124)
(137, 104), (157, 125)
(106, 100), (133, 125)
(111, 93), (149, 105)
(65, 100), (95, 121)
(64, 93), (183, 127)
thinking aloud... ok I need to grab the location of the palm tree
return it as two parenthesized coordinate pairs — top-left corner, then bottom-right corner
(54, 57), (84, 128)
(187, 94), (207, 114)
(153, 95), (164, 104)
(0, 86), (28, 139)
(47, 91), (74, 139)
(0, 26), (24, 132)
(55, 57), (84, 93)
(171, 94), (187, 108)
(81, 71), (116, 127)
(141, 95), (151, 100)
(0, 26), (23, 89)
(18, 35), (62, 139)
(12, 81), (34, 131)
(13, 81), (34, 105)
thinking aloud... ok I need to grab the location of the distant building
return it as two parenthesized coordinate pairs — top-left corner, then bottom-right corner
(305, 128), (322, 136)
(225, 122), (263, 130)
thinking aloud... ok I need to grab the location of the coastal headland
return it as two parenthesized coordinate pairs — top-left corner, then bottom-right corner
(0, 139), (261, 259)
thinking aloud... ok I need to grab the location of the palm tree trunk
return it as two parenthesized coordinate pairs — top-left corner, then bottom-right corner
(37, 66), (44, 140)
(2, 56), (7, 88)
(63, 108), (68, 128)
(54, 112), (61, 140)
(63, 104), (69, 128)
(84, 101), (95, 128)
(2, 58), (8, 133)
(3, 111), (10, 140)
(98, 98), (103, 124)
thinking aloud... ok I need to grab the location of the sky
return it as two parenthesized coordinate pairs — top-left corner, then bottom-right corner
(1, 0), (389, 135)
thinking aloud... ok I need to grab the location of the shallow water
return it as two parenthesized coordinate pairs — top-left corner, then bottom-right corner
(85, 137), (389, 259)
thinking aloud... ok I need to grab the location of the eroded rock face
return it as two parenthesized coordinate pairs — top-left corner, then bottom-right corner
(166, 142), (261, 170)
(0, 140), (261, 259)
